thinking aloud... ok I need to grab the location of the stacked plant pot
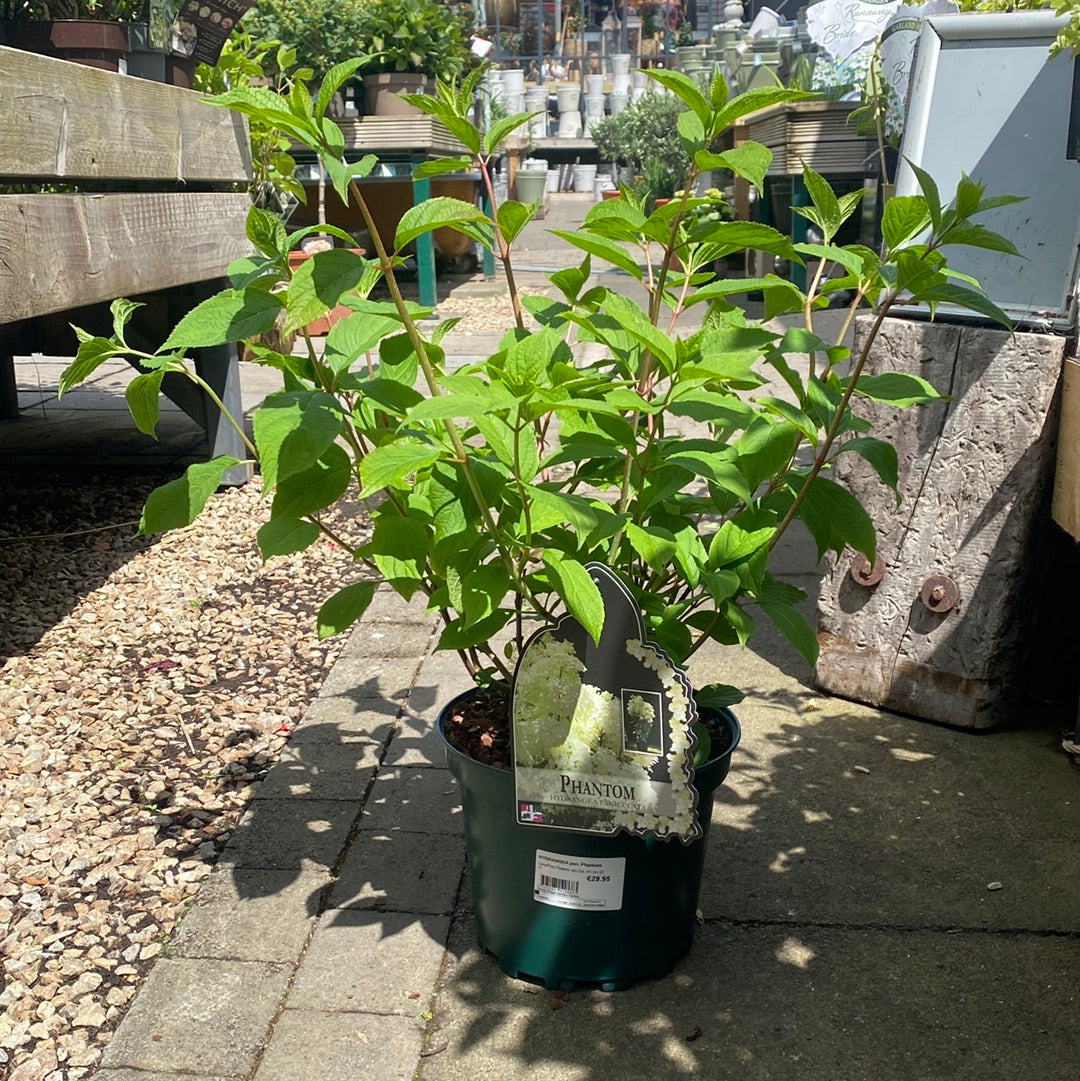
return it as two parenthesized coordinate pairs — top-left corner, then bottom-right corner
(557, 82), (582, 138)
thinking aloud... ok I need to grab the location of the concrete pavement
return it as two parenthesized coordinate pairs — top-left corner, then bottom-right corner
(4, 193), (1077, 1080)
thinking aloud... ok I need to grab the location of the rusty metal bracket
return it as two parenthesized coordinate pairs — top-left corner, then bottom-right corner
(920, 574), (960, 614)
(849, 553), (886, 587)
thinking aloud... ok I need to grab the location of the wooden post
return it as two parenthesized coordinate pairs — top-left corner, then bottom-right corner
(412, 158), (438, 308)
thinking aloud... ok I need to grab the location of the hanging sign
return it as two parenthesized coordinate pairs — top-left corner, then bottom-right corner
(171, 0), (258, 66)
(511, 564), (705, 844)
(879, 2), (957, 139)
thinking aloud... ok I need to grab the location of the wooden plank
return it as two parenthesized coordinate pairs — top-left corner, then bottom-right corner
(0, 192), (252, 323)
(0, 45), (251, 183)
(338, 115), (467, 155)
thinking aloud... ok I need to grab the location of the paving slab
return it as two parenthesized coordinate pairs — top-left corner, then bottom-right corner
(359, 766), (463, 835)
(286, 910), (452, 1015)
(171, 864), (331, 962)
(252, 1010), (423, 1081)
(219, 797), (362, 870)
(93, 1072), (242, 1081)
(97, 958), (290, 1076)
(421, 913), (1080, 1081)
(329, 828), (465, 914)
(252, 743), (379, 801)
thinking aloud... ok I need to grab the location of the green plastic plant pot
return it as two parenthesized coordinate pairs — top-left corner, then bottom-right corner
(438, 691), (741, 991)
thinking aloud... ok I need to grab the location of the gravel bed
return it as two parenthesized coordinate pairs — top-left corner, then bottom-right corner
(436, 285), (549, 334)
(0, 469), (372, 1080)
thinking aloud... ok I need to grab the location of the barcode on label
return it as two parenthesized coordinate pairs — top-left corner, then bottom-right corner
(539, 873), (579, 894)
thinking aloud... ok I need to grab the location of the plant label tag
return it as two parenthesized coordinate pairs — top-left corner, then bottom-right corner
(512, 563), (704, 842)
(533, 850), (625, 911)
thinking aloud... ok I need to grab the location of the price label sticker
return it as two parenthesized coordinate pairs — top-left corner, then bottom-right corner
(533, 850), (626, 911)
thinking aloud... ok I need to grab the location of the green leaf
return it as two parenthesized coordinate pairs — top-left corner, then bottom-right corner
(497, 200), (535, 245)
(802, 165), (842, 242)
(665, 449), (752, 503)
(505, 327), (567, 391)
(246, 206), (288, 259)
(437, 609), (513, 651)
(881, 196), (931, 251)
(795, 475), (876, 561)
(110, 298), (142, 342)
(138, 457), (241, 535)
(315, 58), (365, 119)
(359, 439), (441, 497)
(323, 312), (401, 374)
(317, 581), (378, 639)
(708, 521), (774, 569)
(413, 155), (475, 179)
(756, 591), (818, 666)
(371, 515), (430, 598)
(602, 293), (676, 371)
(550, 229), (644, 279)
(755, 397), (819, 444)
(645, 68), (710, 124)
(678, 108), (706, 155)
(792, 242), (867, 279)
(906, 159), (941, 230)
(394, 197), (490, 252)
(696, 142), (772, 194)
(483, 111), (536, 154)
(835, 436), (899, 492)
(271, 444), (353, 519)
(284, 250), (367, 333)
(735, 417), (798, 492)
(541, 553), (604, 644)
(713, 86), (812, 133)
(937, 223), (1021, 257)
(850, 372), (944, 406)
(685, 220), (800, 261)
(257, 517), (321, 559)
(253, 390), (343, 491)
(125, 372), (164, 438)
(163, 289), (283, 350)
(917, 283), (1013, 329)
(625, 523), (678, 572)
(59, 337), (120, 397)
(695, 682), (745, 710)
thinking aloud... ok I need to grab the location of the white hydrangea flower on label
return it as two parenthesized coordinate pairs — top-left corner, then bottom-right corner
(511, 563), (708, 842)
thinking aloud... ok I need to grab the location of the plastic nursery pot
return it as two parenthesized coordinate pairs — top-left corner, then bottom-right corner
(438, 690), (741, 991)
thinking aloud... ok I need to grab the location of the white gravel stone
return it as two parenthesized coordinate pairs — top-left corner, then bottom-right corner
(1, 472), (372, 1079)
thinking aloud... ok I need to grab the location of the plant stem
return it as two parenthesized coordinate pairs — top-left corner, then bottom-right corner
(344, 174), (532, 603)
(187, 370), (258, 459)
(765, 291), (896, 553)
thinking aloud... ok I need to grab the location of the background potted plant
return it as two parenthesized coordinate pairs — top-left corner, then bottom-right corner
(589, 91), (693, 208)
(0, 0), (141, 69)
(353, 0), (472, 115)
(57, 66), (1018, 988)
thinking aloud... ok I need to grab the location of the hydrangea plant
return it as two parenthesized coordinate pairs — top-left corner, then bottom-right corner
(58, 63), (1019, 712)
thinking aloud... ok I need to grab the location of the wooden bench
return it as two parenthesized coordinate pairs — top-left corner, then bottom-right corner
(0, 45), (254, 481)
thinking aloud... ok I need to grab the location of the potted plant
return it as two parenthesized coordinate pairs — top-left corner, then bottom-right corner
(240, 0), (373, 90)
(589, 91), (693, 208)
(58, 67), (1018, 988)
(0, 0), (141, 69)
(353, 0), (472, 115)
(561, 11), (582, 56)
